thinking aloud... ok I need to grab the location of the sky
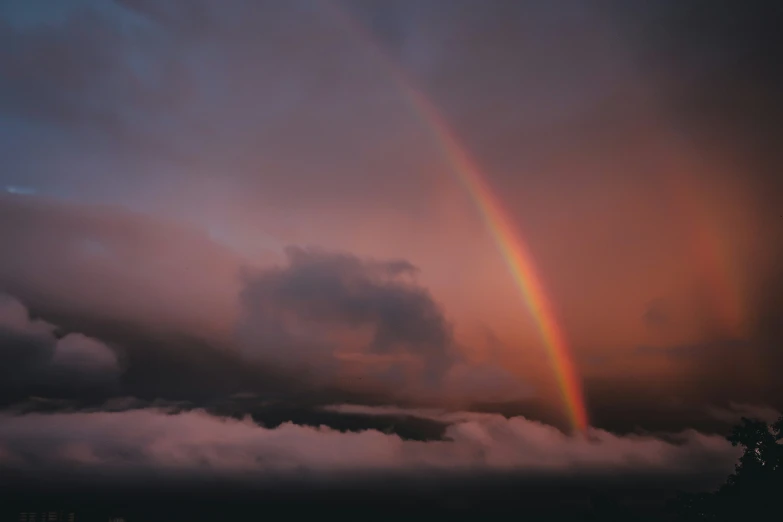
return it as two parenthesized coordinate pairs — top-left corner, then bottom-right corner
(0, 0), (782, 515)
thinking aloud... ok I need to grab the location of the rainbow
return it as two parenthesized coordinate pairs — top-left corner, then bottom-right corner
(323, 3), (589, 432)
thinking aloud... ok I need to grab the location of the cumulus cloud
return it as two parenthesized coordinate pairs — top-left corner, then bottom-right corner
(237, 247), (456, 388)
(0, 292), (54, 337)
(0, 293), (120, 396)
(235, 247), (531, 404)
(0, 407), (739, 486)
(51, 333), (122, 375)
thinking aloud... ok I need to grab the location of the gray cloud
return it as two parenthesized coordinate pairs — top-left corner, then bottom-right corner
(50, 333), (122, 376)
(237, 247), (456, 391)
(0, 293), (121, 396)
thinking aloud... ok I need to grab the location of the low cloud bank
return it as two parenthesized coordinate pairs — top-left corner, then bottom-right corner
(0, 406), (740, 484)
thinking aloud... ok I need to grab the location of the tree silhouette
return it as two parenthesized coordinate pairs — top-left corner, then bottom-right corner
(669, 415), (783, 521)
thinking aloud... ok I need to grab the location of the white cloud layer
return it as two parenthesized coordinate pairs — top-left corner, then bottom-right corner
(0, 406), (740, 481)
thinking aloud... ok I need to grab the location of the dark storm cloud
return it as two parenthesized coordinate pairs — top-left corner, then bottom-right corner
(0, 293), (121, 399)
(238, 246), (456, 386)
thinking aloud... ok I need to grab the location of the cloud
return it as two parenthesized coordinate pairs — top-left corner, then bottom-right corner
(0, 194), (243, 339)
(237, 246), (457, 391)
(234, 246), (530, 405)
(0, 195), (528, 408)
(0, 407), (740, 485)
(0, 293), (120, 398)
(0, 292), (54, 336)
(50, 333), (122, 375)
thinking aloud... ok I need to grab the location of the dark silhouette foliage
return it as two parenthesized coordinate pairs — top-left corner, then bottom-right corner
(668, 415), (783, 521)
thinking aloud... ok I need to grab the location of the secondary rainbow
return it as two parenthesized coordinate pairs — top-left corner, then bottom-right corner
(324, 4), (589, 433)
(663, 153), (746, 339)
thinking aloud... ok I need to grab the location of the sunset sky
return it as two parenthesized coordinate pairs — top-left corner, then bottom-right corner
(0, 0), (782, 515)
